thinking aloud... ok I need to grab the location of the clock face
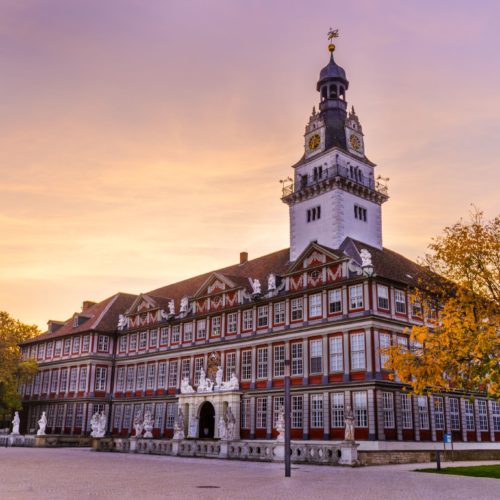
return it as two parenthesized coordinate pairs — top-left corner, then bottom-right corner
(308, 134), (321, 151)
(349, 133), (361, 151)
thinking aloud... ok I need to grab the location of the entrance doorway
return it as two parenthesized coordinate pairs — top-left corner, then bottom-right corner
(198, 401), (215, 439)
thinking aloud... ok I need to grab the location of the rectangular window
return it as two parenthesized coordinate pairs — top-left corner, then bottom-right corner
(183, 322), (193, 342)
(309, 339), (322, 374)
(329, 336), (343, 372)
(383, 392), (395, 428)
(41, 371), (50, 393)
(274, 302), (285, 324)
(59, 368), (68, 392)
(119, 335), (127, 353)
(50, 370), (59, 393)
(97, 335), (109, 352)
(492, 401), (500, 432)
(291, 298), (303, 321)
(149, 329), (158, 348)
(241, 350), (252, 381)
(55, 405), (64, 427)
(310, 394), (324, 428)
(168, 361), (178, 388)
(306, 205), (321, 222)
(226, 313), (237, 334)
(291, 342), (303, 376)
(82, 335), (89, 352)
(401, 394), (413, 429)
(37, 344), (45, 360)
(166, 403), (177, 428)
(113, 405), (123, 429)
(417, 396), (429, 429)
(377, 285), (389, 310)
(353, 391), (368, 427)
(433, 397), (445, 430)
(126, 366), (135, 391)
(181, 359), (190, 382)
(273, 396), (285, 426)
(64, 338), (71, 355)
(256, 397), (267, 428)
(75, 403), (84, 428)
(72, 337), (80, 354)
(273, 345), (285, 377)
(158, 362), (167, 389)
(47, 406), (56, 427)
(146, 364), (156, 390)
(194, 358), (204, 385)
(241, 399), (250, 429)
(349, 285), (363, 309)
(449, 398), (461, 431)
(379, 332), (391, 370)
(171, 325), (180, 343)
(328, 289), (342, 314)
(196, 319), (206, 340)
(477, 400), (488, 431)
(54, 340), (62, 357)
(308, 293), (322, 318)
(350, 332), (366, 370)
(123, 405), (133, 430)
(136, 365), (145, 390)
(257, 306), (268, 328)
(160, 327), (168, 345)
(65, 404), (74, 427)
(331, 392), (345, 428)
(78, 366), (87, 392)
(154, 402), (165, 429)
(46, 341), (53, 358)
(33, 373), (41, 395)
(95, 367), (107, 392)
(242, 310), (253, 331)
(395, 290), (407, 314)
(69, 367), (78, 392)
(129, 333), (138, 350)
(464, 400), (475, 431)
(211, 316), (222, 336)
(257, 347), (268, 379)
(292, 395), (303, 429)
(138, 331), (147, 349)
(116, 367), (125, 392)
(354, 204), (367, 222)
(225, 352), (236, 381)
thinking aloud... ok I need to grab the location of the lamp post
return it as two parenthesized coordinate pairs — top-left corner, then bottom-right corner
(284, 359), (291, 477)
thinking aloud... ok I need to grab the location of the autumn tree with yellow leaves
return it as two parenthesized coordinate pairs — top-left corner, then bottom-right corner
(0, 312), (39, 422)
(385, 210), (499, 398)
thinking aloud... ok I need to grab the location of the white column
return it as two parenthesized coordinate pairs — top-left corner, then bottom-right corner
(429, 395), (436, 442)
(250, 396), (256, 438)
(460, 399), (467, 442)
(343, 332), (350, 381)
(376, 390), (385, 440)
(303, 339), (309, 383)
(323, 391), (330, 439)
(365, 329), (373, 375)
(487, 400), (495, 442)
(322, 336), (329, 383)
(367, 389), (376, 440)
(413, 395), (421, 441)
(266, 395), (273, 439)
(303, 393), (309, 439)
(395, 391), (403, 441)
(250, 346), (257, 387)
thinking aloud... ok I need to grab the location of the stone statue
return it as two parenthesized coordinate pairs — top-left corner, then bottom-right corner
(215, 366), (223, 390)
(221, 372), (239, 391)
(276, 406), (285, 442)
(180, 296), (189, 314)
(225, 407), (236, 440)
(11, 411), (20, 435)
(160, 309), (169, 320)
(267, 273), (276, 292)
(344, 405), (355, 442)
(37, 411), (47, 436)
(360, 249), (372, 268)
(188, 415), (198, 438)
(133, 411), (144, 438)
(117, 314), (128, 330)
(251, 278), (261, 295)
(197, 367), (213, 393)
(168, 300), (175, 316)
(218, 416), (227, 440)
(173, 409), (185, 440)
(98, 411), (107, 437)
(180, 376), (195, 394)
(143, 411), (153, 438)
(90, 411), (106, 438)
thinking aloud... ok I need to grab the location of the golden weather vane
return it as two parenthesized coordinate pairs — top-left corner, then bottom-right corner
(327, 28), (339, 54)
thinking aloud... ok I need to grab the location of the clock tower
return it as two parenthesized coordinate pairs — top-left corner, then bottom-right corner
(282, 32), (389, 261)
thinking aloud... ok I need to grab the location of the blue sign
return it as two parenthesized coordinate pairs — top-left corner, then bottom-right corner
(444, 432), (452, 444)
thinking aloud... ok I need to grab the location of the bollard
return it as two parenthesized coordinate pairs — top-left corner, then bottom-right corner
(436, 449), (441, 470)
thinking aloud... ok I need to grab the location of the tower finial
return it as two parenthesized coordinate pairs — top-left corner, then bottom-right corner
(327, 28), (339, 56)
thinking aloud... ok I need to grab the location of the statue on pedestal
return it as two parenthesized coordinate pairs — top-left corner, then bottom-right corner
(11, 411), (20, 435)
(218, 416), (227, 440)
(168, 300), (175, 316)
(90, 411), (106, 438)
(37, 411), (47, 436)
(221, 372), (239, 391)
(143, 411), (153, 438)
(173, 409), (185, 440)
(196, 367), (213, 393)
(267, 274), (276, 292)
(180, 297), (189, 314)
(225, 407), (236, 440)
(251, 279), (261, 295)
(98, 411), (107, 437)
(133, 411), (144, 438)
(344, 405), (355, 442)
(180, 376), (195, 394)
(276, 406), (285, 442)
(215, 366), (223, 391)
(117, 314), (128, 331)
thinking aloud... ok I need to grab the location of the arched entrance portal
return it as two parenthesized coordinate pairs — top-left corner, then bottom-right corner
(199, 401), (215, 439)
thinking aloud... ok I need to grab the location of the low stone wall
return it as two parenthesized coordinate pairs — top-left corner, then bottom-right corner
(0, 435), (35, 447)
(33, 435), (93, 448)
(359, 449), (500, 466)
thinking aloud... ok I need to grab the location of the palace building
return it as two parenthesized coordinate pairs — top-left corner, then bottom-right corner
(20, 40), (500, 444)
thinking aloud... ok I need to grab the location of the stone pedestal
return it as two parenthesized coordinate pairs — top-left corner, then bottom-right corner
(171, 439), (180, 456)
(129, 437), (137, 452)
(219, 440), (229, 458)
(338, 441), (359, 466)
(273, 442), (285, 461)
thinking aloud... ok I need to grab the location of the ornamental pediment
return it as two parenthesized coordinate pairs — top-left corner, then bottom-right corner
(288, 242), (346, 273)
(193, 272), (239, 299)
(126, 294), (160, 315)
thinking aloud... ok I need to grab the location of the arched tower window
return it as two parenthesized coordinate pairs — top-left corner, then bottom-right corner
(329, 84), (338, 99)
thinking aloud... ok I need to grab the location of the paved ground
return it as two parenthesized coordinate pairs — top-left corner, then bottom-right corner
(0, 448), (499, 500)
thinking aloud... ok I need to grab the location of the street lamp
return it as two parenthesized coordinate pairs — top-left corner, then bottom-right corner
(284, 359), (291, 477)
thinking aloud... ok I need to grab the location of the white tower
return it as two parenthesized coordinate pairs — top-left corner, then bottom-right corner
(282, 35), (389, 261)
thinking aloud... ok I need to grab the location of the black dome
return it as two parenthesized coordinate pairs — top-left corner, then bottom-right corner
(319, 54), (347, 82)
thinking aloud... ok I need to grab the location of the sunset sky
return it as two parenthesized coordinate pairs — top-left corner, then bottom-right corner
(1, 0), (499, 330)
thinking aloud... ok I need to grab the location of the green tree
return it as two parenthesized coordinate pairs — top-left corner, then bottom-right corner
(0, 311), (39, 421)
(385, 210), (500, 398)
